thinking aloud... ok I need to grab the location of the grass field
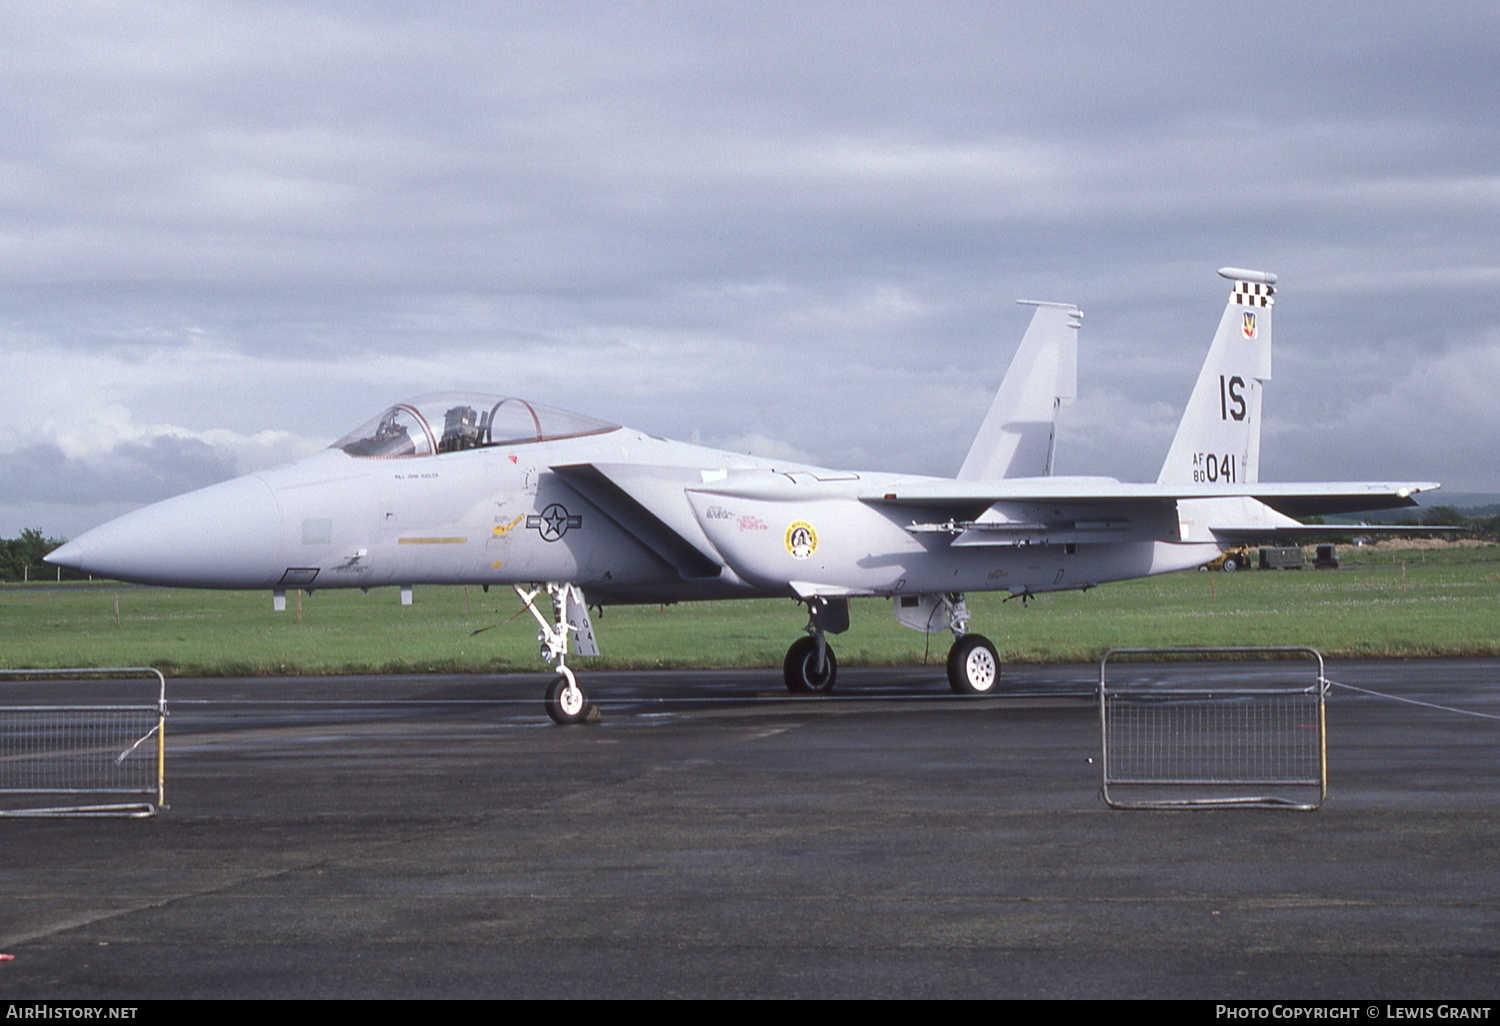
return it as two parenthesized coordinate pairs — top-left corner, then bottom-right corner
(2, 543), (1496, 675)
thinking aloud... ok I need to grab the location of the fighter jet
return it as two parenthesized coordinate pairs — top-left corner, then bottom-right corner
(47, 269), (1435, 723)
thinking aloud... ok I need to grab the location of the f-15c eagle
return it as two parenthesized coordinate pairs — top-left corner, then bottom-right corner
(48, 269), (1435, 723)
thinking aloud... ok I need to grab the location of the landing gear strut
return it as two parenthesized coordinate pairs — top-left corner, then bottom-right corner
(783, 596), (848, 694)
(516, 583), (599, 725)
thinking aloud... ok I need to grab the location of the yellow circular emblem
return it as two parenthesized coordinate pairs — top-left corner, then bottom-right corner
(785, 520), (817, 559)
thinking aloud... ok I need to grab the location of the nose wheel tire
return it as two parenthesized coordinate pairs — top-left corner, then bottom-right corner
(784, 636), (838, 694)
(545, 674), (594, 725)
(947, 634), (1000, 695)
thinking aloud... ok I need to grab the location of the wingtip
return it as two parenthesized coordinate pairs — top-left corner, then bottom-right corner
(1217, 267), (1278, 285)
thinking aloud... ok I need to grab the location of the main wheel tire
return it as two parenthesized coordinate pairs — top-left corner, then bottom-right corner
(947, 634), (1000, 695)
(783, 636), (838, 694)
(545, 674), (593, 725)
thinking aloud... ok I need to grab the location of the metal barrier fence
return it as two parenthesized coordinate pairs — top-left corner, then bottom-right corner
(0, 668), (166, 818)
(1098, 647), (1327, 810)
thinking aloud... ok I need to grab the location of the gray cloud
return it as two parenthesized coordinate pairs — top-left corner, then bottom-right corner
(0, 435), (237, 510)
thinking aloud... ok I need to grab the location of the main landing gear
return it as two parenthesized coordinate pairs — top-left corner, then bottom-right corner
(935, 593), (1001, 695)
(783, 596), (848, 694)
(516, 582), (600, 725)
(891, 592), (1002, 695)
(946, 632), (1000, 694)
(784, 634), (837, 693)
(778, 593), (1001, 696)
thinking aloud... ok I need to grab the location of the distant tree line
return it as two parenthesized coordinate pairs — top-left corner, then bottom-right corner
(1425, 505), (1499, 531)
(0, 529), (87, 582)
(1312, 506), (1500, 542)
(1389, 506), (1500, 540)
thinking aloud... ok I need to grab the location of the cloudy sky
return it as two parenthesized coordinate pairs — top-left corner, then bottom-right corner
(4, 1), (1499, 538)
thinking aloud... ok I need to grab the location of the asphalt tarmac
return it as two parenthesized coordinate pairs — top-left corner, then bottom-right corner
(1, 659), (1497, 999)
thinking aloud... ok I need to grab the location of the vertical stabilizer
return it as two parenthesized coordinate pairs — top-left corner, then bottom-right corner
(957, 300), (1080, 480)
(1157, 268), (1275, 486)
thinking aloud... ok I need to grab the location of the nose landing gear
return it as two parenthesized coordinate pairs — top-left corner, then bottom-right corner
(544, 666), (596, 725)
(517, 582), (600, 725)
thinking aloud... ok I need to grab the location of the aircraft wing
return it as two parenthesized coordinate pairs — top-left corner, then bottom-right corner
(860, 478), (1439, 518)
(551, 463), (725, 580)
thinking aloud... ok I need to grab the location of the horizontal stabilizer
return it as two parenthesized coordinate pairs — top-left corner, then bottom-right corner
(1209, 524), (1470, 542)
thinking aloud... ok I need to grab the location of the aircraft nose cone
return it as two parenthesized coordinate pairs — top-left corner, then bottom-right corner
(44, 474), (284, 587)
(44, 538), (86, 571)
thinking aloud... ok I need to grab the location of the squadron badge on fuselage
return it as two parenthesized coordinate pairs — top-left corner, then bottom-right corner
(784, 520), (817, 559)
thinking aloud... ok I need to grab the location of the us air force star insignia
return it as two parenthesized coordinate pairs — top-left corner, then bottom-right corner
(785, 520), (817, 559)
(526, 503), (583, 542)
(1241, 311), (1257, 339)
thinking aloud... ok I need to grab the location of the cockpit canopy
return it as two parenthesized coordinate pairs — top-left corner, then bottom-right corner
(333, 392), (618, 459)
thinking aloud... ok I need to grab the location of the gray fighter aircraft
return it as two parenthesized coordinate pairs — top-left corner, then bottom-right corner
(47, 269), (1436, 723)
